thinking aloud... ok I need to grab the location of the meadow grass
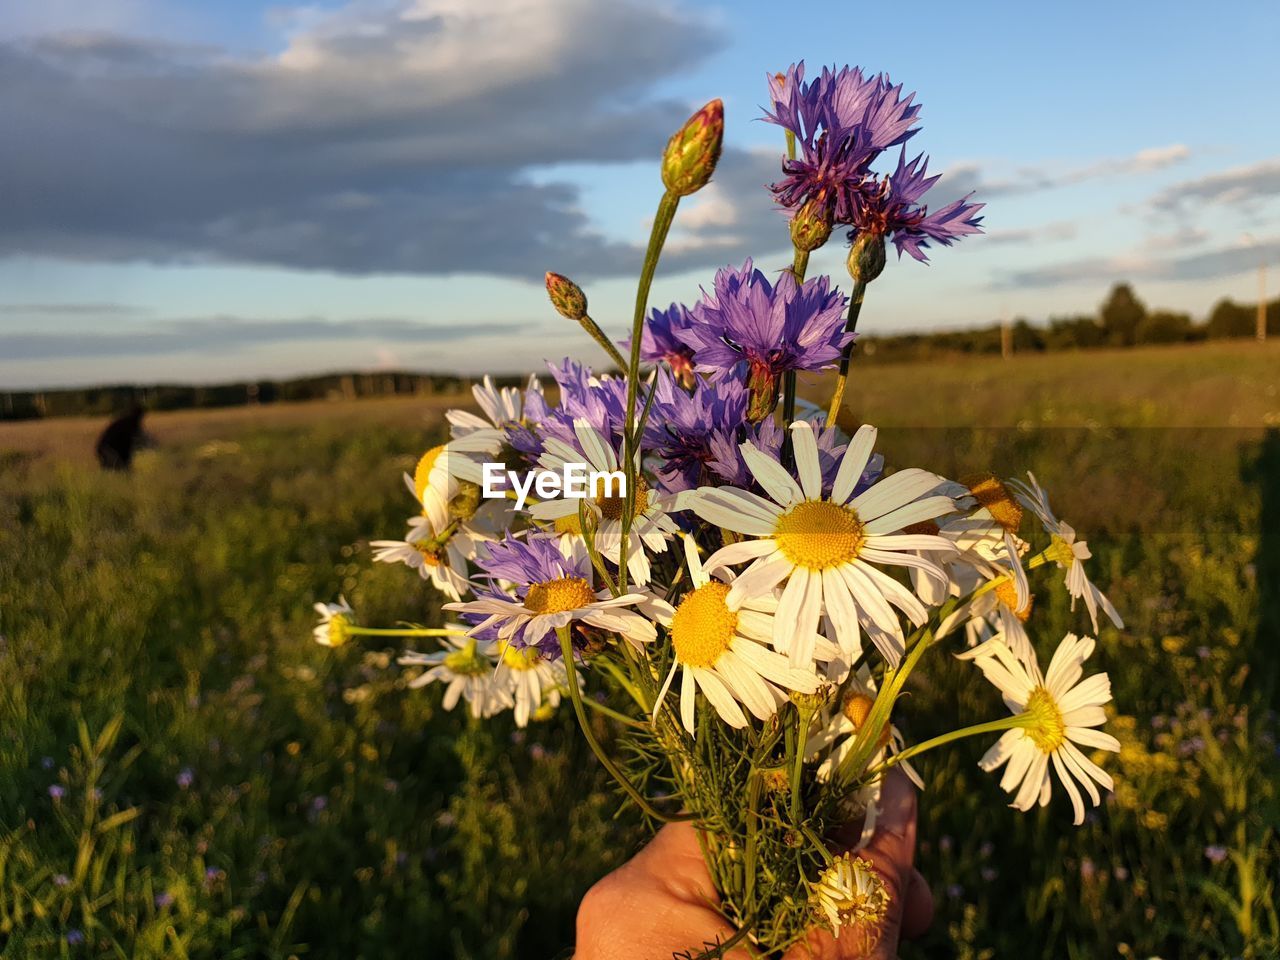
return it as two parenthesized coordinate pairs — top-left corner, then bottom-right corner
(1, 339), (1278, 958)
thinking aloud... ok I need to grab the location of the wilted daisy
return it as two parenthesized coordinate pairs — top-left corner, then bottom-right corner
(695, 422), (956, 666)
(961, 632), (1120, 824)
(312, 598), (354, 648)
(811, 852), (890, 943)
(370, 514), (477, 601)
(1008, 473), (1123, 632)
(398, 633), (512, 719)
(645, 536), (825, 735)
(932, 472), (1030, 611)
(529, 419), (679, 586)
(446, 535), (655, 653)
(957, 574), (1035, 663)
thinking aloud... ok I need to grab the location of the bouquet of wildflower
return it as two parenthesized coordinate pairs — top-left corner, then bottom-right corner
(313, 62), (1124, 956)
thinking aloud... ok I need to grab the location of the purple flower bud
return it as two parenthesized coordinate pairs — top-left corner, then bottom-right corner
(545, 272), (587, 321)
(661, 99), (723, 197)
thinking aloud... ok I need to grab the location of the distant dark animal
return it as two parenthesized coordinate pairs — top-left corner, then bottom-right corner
(95, 406), (150, 471)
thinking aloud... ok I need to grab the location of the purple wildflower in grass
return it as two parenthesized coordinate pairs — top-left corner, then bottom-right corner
(155, 891), (174, 909)
(764, 62), (921, 222)
(53, 873), (70, 888)
(176, 768), (194, 790)
(684, 260), (851, 419)
(66, 929), (85, 946)
(40, 755), (55, 770)
(848, 149), (984, 263)
(1204, 845), (1228, 864)
(48, 784), (66, 801)
(638, 303), (698, 385)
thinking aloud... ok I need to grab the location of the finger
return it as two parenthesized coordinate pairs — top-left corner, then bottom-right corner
(862, 767), (917, 874)
(900, 867), (934, 941)
(623, 820), (722, 906)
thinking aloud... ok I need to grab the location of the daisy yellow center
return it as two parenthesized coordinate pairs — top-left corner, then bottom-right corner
(325, 614), (351, 648)
(443, 638), (488, 676)
(994, 579), (1033, 622)
(774, 500), (865, 570)
(413, 445), (447, 500)
(670, 581), (738, 668)
(1024, 685), (1066, 754)
(841, 692), (890, 751)
(597, 478), (648, 522)
(500, 644), (543, 671)
(413, 541), (443, 566)
(524, 577), (595, 615)
(963, 473), (1022, 534)
(1046, 535), (1077, 568)
(554, 514), (583, 536)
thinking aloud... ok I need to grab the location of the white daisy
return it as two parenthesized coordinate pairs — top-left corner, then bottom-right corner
(312, 597), (354, 648)
(445, 537), (656, 651)
(528, 419), (680, 586)
(370, 514), (477, 601)
(446, 374), (540, 446)
(404, 441), (494, 531)
(493, 643), (571, 728)
(931, 473), (1030, 610)
(960, 632), (1120, 825)
(644, 536), (826, 735)
(955, 574), (1035, 664)
(398, 633), (513, 719)
(693, 421), (958, 667)
(1008, 473), (1123, 632)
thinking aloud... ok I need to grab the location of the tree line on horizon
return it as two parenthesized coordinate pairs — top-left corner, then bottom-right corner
(3, 285), (1276, 422)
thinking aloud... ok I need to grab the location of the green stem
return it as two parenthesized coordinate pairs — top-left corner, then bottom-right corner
(789, 704), (817, 824)
(578, 694), (647, 729)
(556, 627), (684, 822)
(825, 279), (867, 427)
(578, 312), (628, 371)
(347, 626), (467, 638)
(620, 190), (680, 592)
(866, 715), (1026, 778)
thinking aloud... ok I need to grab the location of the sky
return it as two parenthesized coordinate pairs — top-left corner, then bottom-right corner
(1, 0), (1278, 389)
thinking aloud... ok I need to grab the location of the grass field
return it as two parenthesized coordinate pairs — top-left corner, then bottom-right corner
(2, 339), (1278, 958)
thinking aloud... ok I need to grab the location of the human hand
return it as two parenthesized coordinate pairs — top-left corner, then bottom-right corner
(575, 768), (934, 959)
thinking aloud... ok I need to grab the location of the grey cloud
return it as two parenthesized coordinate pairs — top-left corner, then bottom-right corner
(0, 316), (521, 360)
(1148, 158), (1280, 213)
(946, 145), (1191, 200)
(0, 301), (148, 316)
(0, 0), (726, 280)
(995, 236), (1280, 289)
(981, 221), (1077, 246)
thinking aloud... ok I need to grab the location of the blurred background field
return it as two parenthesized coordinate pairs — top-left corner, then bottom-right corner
(2, 339), (1278, 959)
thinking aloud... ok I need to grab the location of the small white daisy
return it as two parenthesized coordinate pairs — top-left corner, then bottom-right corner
(645, 536), (825, 735)
(370, 514), (477, 601)
(447, 374), (540, 446)
(312, 597), (354, 648)
(528, 419), (679, 586)
(404, 441), (493, 531)
(398, 633), (513, 719)
(1008, 473), (1123, 632)
(693, 421), (957, 667)
(493, 643), (571, 728)
(931, 473), (1031, 611)
(960, 632), (1120, 825)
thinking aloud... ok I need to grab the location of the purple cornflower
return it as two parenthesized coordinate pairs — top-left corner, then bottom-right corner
(66, 929), (85, 946)
(176, 768), (194, 790)
(763, 63), (921, 222)
(638, 303), (698, 384)
(642, 371), (748, 493)
(508, 359), (632, 462)
(848, 149), (984, 263)
(48, 784), (66, 801)
(683, 260), (851, 418)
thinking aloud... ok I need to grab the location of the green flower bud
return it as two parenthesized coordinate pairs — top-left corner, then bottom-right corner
(745, 363), (778, 422)
(661, 99), (724, 197)
(545, 272), (587, 321)
(847, 232), (887, 284)
(790, 198), (832, 254)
